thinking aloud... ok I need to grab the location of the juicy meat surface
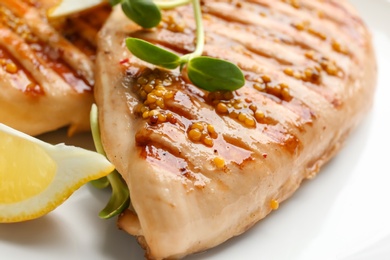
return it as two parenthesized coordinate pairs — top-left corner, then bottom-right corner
(0, 0), (110, 136)
(95, 1), (376, 259)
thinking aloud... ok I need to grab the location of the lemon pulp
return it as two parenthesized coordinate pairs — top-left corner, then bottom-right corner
(0, 131), (56, 204)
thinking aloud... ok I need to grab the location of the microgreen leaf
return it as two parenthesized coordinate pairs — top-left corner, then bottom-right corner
(98, 170), (130, 219)
(120, 0), (246, 92)
(109, 0), (122, 6)
(187, 57), (245, 91)
(126, 37), (181, 69)
(121, 0), (161, 29)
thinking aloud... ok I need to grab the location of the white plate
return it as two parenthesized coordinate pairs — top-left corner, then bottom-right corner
(1, 0), (390, 259)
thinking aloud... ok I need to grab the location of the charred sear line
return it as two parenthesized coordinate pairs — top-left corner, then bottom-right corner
(0, 46), (42, 94)
(203, 0), (269, 23)
(206, 0), (333, 54)
(244, 44), (293, 66)
(0, 2), (98, 92)
(222, 135), (256, 157)
(245, 0), (272, 9)
(139, 135), (207, 186)
(141, 143), (189, 176)
(204, 26), (297, 67)
(131, 67), (188, 126)
(291, 21), (351, 58)
(0, 6), (38, 43)
(284, 99), (316, 124)
(200, 11), (344, 85)
(204, 87), (304, 154)
(323, 0), (365, 26)
(243, 73), (316, 126)
(61, 4), (111, 52)
(248, 77), (293, 103)
(130, 0), (345, 135)
(205, 11), (312, 53)
(279, 0), (357, 29)
(266, 127), (302, 155)
(0, 27), (45, 94)
(206, 0), (354, 60)
(282, 51), (345, 86)
(207, 89), (282, 129)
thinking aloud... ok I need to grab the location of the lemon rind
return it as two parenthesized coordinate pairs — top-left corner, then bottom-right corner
(0, 124), (115, 223)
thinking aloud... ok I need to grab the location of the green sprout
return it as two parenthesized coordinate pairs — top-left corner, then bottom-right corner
(112, 0), (245, 92)
(90, 104), (130, 219)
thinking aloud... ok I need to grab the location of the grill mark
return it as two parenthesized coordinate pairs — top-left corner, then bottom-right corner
(137, 124), (212, 186)
(0, 0), (95, 85)
(201, 13), (350, 78)
(133, 32), (321, 129)
(276, 0), (364, 55)
(138, 11), (346, 92)
(0, 46), (42, 94)
(199, 10), (347, 108)
(175, 88), (296, 150)
(204, 25), (296, 66)
(132, 67), (304, 160)
(142, 145), (191, 179)
(204, 1), (358, 63)
(198, 96), (302, 156)
(128, 0), (364, 162)
(203, 5), (313, 52)
(137, 115), (256, 177)
(203, 11), (312, 61)
(200, 41), (336, 127)
(0, 1), (101, 93)
(0, 24), (91, 95)
(253, 0), (363, 42)
(164, 3), (344, 84)
(200, 45), (328, 118)
(32, 41), (92, 93)
(60, 4), (111, 55)
(319, 0), (365, 25)
(255, 91), (314, 124)
(0, 26), (68, 95)
(139, 130), (195, 176)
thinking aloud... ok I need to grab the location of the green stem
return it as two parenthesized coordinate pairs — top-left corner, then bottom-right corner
(154, 0), (191, 9)
(180, 0), (204, 63)
(90, 104), (130, 219)
(90, 104), (109, 189)
(90, 104), (106, 156)
(98, 169), (130, 219)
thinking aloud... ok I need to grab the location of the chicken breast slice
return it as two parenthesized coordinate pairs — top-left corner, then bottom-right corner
(94, 1), (376, 259)
(0, 0), (110, 136)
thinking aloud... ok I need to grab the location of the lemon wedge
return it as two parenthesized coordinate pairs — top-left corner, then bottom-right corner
(0, 123), (114, 223)
(48, 0), (106, 18)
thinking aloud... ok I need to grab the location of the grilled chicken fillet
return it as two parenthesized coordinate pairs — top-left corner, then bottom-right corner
(0, 0), (110, 136)
(95, 1), (376, 259)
